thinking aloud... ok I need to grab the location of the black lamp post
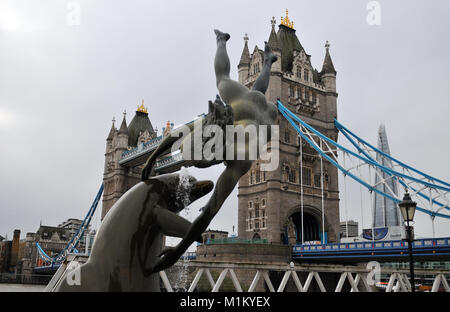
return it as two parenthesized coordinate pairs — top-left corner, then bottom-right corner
(399, 191), (417, 292)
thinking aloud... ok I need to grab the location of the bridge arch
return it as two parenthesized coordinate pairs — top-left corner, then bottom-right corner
(284, 206), (323, 244)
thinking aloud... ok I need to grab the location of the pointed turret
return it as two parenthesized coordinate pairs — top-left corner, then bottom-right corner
(238, 33), (251, 67)
(276, 10), (304, 72)
(320, 41), (337, 93)
(238, 34), (251, 83)
(321, 41), (337, 75)
(267, 17), (280, 51)
(118, 111), (128, 135)
(128, 99), (156, 147)
(107, 117), (116, 141)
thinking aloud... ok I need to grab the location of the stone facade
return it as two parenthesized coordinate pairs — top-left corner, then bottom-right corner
(102, 106), (157, 219)
(237, 16), (340, 245)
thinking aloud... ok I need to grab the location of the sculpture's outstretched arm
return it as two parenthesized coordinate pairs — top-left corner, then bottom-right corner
(252, 42), (278, 95)
(151, 160), (252, 273)
(154, 208), (202, 243)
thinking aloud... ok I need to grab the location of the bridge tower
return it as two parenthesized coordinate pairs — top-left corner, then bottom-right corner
(237, 12), (340, 244)
(102, 101), (157, 219)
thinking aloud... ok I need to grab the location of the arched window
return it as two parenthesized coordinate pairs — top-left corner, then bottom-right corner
(253, 63), (260, 75)
(285, 166), (291, 182)
(301, 167), (312, 185)
(255, 203), (260, 218)
(289, 168), (296, 183)
(297, 67), (302, 78)
(304, 69), (309, 82)
(255, 167), (261, 183)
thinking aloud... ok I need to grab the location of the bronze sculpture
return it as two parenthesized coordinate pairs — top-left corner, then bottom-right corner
(56, 173), (213, 291)
(141, 29), (278, 273)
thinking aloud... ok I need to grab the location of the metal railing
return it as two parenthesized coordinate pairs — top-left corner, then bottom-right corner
(158, 261), (450, 292)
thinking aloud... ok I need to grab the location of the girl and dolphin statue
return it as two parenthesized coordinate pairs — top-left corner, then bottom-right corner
(56, 173), (213, 291)
(57, 28), (276, 291)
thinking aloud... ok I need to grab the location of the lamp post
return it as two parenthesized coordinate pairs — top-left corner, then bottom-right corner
(399, 191), (417, 292)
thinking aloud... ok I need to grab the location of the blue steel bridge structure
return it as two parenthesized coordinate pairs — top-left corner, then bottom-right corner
(34, 101), (450, 274)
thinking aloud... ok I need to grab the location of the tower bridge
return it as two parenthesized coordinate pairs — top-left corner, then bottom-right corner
(31, 11), (450, 292)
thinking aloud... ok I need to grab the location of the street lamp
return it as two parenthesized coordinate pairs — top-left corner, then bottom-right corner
(399, 190), (417, 292)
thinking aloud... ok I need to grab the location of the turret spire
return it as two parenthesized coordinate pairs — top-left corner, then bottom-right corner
(281, 9), (294, 29)
(137, 99), (148, 114)
(321, 40), (336, 75)
(268, 16), (280, 51)
(238, 33), (251, 67)
(118, 110), (128, 135)
(107, 117), (116, 141)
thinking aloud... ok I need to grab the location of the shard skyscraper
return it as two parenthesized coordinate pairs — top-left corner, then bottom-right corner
(373, 124), (403, 228)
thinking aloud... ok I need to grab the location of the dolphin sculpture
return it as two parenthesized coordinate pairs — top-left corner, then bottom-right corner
(56, 172), (213, 292)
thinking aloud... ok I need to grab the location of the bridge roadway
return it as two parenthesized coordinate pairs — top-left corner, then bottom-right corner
(118, 114), (205, 172)
(292, 237), (450, 262)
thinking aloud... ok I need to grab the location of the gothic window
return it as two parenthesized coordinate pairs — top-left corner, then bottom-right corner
(249, 171), (253, 184)
(262, 170), (266, 181)
(248, 201), (253, 209)
(262, 199), (266, 207)
(302, 167), (312, 186)
(304, 69), (309, 82)
(255, 221), (260, 229)
(249, 211), (252, 219)
(324, 172), (329, 188)
(262, 209), (266, 217)
(285, 166), (291, 182)
(255, 203), (260, 218)
(312, 92), (316, 104)
(255, 167), (261, 183)
(253, 63), (260, 75)
(297, 67), (302, 79)
(289, 85), (295, 98)
(314, 174), (322, 188)
(250, 222), (253, 229)
(262, 219), (266, 228)
(285, 129), (290, 143)
(289, 168), (296, 183)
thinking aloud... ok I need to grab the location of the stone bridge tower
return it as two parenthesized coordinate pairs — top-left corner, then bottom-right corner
(237, 11), (340, 244)
(102, 101), (157, 219)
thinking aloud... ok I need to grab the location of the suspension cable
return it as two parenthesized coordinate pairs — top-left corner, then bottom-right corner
(343, 152), (349, 239)
(320, 140), (325, 244)
(299, 134), (304, 245)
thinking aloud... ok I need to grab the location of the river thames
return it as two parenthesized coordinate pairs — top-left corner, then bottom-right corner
(0, 283), (45, 292)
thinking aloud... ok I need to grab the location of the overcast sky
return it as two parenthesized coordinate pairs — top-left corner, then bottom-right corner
(0, 0), (449, 244)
